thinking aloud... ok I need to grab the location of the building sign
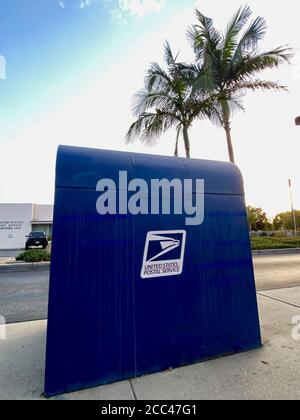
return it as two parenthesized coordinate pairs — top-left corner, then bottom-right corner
(0, 204), (34, 249)
(0, 221), (24, 231)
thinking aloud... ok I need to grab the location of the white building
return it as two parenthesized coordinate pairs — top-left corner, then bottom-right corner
(0, 203), (53, 250)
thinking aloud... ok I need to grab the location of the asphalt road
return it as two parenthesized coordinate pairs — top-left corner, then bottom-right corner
(0, 270), (49, 324)
(253, 254), (300, 291)
(0, 253), (300, 324)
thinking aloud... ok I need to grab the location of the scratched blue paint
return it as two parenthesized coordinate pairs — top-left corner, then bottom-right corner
(44, 145), (261, 397)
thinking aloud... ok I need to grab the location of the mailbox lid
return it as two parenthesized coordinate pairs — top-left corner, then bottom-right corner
(55, 145), (244, 196)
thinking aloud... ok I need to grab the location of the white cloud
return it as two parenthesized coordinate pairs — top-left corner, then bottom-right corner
(80, 0), (92, 9)
(107, 0), (165, 22)
(58, 0), (95, 9)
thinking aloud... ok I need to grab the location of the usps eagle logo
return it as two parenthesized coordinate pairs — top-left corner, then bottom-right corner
(141, 231), (186, 279)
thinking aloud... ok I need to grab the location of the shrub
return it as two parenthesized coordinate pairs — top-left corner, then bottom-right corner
(16, 250), (51, 263)
(251, 236), (300, 250)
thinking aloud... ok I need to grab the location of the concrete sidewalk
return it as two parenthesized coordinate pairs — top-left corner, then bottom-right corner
(0, 288), (299, 400)
(0, 257), (15, 264)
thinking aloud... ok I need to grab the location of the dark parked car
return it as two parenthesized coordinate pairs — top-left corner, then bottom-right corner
(25, 232), (48, 250)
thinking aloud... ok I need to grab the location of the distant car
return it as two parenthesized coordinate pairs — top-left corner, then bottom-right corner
(25, 232), (48, 250)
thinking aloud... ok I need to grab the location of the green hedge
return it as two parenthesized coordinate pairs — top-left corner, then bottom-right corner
(251, 236), (300, 250)
(16, 250), (51, 263)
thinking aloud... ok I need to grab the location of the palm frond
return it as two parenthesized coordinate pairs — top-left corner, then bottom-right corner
(204, 104), (223, 127)
(144, 62), (173, 92)
(227, 97), (246, 114)
(261, 46), (294, 64)
(126, 112), (179, 146)
(188, 99), (214, 121)
(230, 46), (293, 83)
(223, 5), (252, 60)
(194, 9), (216, 37)
(233, 15), (267, 59)
(191, 70), (216, 93)
(177, 62), (216, 91)
(198, 14), (222, 53)
(177, 62), (198, 79)
(218, 97), (245, 122)
(131, 89), (175, 117)
(187, 25), (205, 62)
(126, 115), (148, 144)
(164, 41), (179, 67)
(140, 112), (178, 145)
(230, 79), (288, 93)
(188, 9), (222, 64)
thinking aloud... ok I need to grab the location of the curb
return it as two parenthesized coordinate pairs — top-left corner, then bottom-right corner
(0, 262), (50, 273)
(252, 248), (300, 256)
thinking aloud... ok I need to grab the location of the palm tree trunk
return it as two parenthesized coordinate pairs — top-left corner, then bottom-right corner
(174, 141), (179, 157)
(183, 126), (191, 158)
(174, 128), (180, 157)
(223, 119), (235, 164)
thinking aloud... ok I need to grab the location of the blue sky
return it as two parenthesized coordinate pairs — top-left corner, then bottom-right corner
(0, 0), (187, 145)
(0, 0), (300, 216)
(0, 0), (192, 137)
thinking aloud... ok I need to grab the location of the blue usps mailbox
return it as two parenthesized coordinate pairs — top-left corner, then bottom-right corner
(45, 145), (261, 397)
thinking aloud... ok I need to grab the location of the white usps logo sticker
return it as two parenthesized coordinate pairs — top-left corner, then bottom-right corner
(141, 231), (186, 279)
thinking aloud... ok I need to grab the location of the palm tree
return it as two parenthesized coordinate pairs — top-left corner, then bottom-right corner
(126, 42), (218, 158)
(187, 5), (293, 163)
